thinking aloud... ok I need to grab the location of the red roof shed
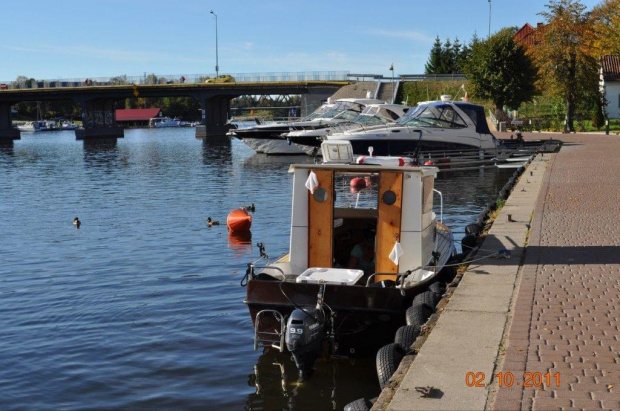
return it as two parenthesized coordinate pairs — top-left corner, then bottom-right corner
(116, 108), (161, 122)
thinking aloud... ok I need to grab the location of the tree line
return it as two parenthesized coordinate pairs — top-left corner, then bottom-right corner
(423, 0), (620, 132)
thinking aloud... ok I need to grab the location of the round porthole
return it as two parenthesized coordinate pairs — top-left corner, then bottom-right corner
(382, 190), (397, 205)
(313, 188), (329, 202)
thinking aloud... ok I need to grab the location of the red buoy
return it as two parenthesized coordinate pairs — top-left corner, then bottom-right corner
(350, 177), (368, 189)
(227, 208), (252, 232)
(424, 160), (435, 166)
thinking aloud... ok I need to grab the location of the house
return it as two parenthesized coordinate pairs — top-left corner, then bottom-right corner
(600, 55), (620, 120)
(514, 23), (544, 47)
(115, 108), (162, 128)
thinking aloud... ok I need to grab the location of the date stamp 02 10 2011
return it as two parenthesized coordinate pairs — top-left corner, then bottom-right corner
(465, 371), (561, 388)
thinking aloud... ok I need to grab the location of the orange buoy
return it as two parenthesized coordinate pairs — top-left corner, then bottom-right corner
(350, 177), (368, 189)
(227, 208), (252, 232)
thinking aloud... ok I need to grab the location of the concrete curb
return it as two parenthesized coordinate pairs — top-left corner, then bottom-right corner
(372, 153), (550, 411)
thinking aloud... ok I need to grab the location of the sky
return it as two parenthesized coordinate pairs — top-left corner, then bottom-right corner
(0, 0), (603, 82)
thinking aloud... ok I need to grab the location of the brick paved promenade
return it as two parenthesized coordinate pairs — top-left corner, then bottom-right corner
(493, 133), (620, 410)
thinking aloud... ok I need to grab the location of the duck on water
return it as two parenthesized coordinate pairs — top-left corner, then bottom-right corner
(241, 141), (456, 376)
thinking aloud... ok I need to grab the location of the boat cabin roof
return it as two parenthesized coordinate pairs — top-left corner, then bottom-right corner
(288, 163), (439, 176)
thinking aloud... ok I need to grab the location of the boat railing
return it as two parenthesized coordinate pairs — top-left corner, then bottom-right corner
(253, 309), (286, 352)
(433, 189), (443, 223)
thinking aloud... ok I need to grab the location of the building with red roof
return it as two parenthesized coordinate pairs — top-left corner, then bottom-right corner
(115, 108), (161, 127)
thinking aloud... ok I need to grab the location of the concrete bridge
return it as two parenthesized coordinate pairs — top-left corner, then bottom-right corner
(0, 81), (348, 141)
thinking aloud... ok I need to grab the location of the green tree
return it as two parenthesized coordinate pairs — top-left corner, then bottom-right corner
(531, 0), (598, 132)
(463, 27), (538, 112)
(424, 37), (443, 74)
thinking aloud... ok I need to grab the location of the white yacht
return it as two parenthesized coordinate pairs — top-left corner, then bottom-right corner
(285, 103), (409, 154)
(326, 96), (500, 156)
(230, 98), (386, 155)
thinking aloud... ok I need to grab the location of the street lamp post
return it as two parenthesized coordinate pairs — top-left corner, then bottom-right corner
(210, 10), (219, 78)
(389, 64), (395, 104)
(488, 0), (492, 38)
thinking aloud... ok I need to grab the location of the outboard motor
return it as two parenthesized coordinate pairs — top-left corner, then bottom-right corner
(285, 285), (326, 376)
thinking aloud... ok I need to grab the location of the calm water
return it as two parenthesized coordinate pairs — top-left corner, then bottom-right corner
(0, 129), (513, 410)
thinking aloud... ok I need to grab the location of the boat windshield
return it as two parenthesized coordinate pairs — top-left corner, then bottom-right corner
(396, 103), (467, 129)
(320, 101), (365, 120)
(362, 105), (402, 121)
(304, 104), (334, 120)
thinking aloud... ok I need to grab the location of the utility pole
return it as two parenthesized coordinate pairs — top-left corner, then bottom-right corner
(488, 0), (492, 38)
(210, 10), (219, 78)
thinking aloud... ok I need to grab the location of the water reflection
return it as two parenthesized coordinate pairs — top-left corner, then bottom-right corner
(83, 138), (119, 167)
(246, 351), (380, 411)
(0, 140), (14, 151)
(202, 138), (232, 165)
(228, 231), (253, 257)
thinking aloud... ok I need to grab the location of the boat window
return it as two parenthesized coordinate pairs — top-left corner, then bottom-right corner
(422, 176), (434, 214)
(333, 172), (378, 210)
(382, 190), (397, 206)
(458, 106), (479, 127)
(398, 104), (467, 129)
(313, 187), (329, 203)
(321, 101), (364, 119)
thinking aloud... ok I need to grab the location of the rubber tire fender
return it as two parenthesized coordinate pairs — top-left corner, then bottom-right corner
(376, 343), (406, 390)
(406, 301), (433, 326)
(394, 325), (421, 349)
(344, 398), (373, 411)
(428, 281), (445, 299)
(413, 290), (438, 308)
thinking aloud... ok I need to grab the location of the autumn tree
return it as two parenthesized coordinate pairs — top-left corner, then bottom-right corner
(463, 27), (538, 112)
(531, 0), (598, 132)
(589, 0), (620, 55)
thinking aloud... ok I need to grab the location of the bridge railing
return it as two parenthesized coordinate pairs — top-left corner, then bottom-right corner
(0, 71), (351, 90)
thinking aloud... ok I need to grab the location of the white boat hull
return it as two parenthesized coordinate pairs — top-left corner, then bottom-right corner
(241, 137), (315, 155)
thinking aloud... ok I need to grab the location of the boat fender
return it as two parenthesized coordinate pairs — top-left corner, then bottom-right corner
(461, 234), (478, 256)
(413, 290), (438, 308)
(394, 325), (421, 349)
(405, 302), (432, 326)
(464, 223), (482, 237)
(428, 281), (446, 299)
(376, 343), (406, 390)
(343, 398), (373, 411)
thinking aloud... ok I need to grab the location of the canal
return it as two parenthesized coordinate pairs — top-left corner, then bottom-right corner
(0, 128), (514, 410)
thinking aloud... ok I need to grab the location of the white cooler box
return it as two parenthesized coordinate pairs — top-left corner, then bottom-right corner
(296, 267), (364, 285)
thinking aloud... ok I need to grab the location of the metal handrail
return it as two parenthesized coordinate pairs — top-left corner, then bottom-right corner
(433, 189), (443, 223)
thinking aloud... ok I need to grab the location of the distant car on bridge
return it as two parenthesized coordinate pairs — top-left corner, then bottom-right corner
(204, 75), (234, 84)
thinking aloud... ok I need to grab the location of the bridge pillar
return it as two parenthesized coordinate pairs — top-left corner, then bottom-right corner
(0, 102), (20, 141)
(195, 95), (233, 139)
(301, 87), (337, 117)
(75, 99), (124, 140)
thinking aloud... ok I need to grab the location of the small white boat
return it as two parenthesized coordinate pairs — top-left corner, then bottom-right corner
(243, 141), (456, 375)
(16, 120), (52, 132)
(61, 121), (79, 130)
(149, 117), (187, 128)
